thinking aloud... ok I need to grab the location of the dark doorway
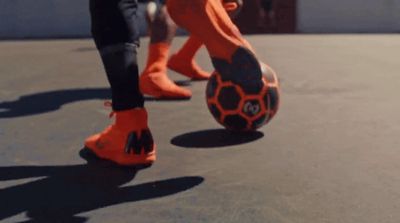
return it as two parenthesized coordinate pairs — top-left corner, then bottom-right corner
(234, 0), (297, 34)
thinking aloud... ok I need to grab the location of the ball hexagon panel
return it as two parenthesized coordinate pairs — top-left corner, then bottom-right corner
(217, 86), (242, 111)
(223, 114), (249, 130)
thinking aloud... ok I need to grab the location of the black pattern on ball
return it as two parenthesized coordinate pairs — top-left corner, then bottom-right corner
(206, 74), (218, 98)
(264, 86), (279, 113)
(218, 86), (241, 110)
(209, 103), (222, 120)
(224, 115), (248, 130)
(252, 114), (268, 129)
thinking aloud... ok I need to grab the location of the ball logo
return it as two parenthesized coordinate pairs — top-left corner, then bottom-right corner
(243, 101), (260, 116)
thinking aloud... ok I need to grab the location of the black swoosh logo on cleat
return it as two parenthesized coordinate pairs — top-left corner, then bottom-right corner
(125, 130), (154, 155)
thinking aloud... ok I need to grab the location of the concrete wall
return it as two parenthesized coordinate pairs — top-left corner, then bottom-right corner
(1, 0), (400, 39)
(298, 0), (400, 33)
(0, 0), (91, 39)
(0, 0), (149, 39)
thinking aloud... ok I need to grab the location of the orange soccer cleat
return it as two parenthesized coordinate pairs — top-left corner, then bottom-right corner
(167, 35), (211, 80)
(167, 0), (252, 60)
(167, 0), (262, 90)
(167, 0), (242, 81)
(85, 106), (156, 166)
(140, 42), (192, 99)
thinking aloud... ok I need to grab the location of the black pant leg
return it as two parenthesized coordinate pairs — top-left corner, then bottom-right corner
(90, 0), (144, 110)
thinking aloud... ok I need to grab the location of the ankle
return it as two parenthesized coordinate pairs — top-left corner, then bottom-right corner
(115, 108), (148, 130)
(142, 42), (171, 75)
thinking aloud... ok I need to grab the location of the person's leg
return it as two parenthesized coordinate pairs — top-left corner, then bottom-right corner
(85, 0), (155, 166)
(140, 3), (192, 99)
(167, 35), (211, 80)
(90, 0), (143, 110)
(167, 0), (243, 80)
(168, 0), (262, 91)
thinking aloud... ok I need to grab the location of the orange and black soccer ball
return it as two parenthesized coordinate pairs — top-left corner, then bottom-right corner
(206, 63), (280, 131)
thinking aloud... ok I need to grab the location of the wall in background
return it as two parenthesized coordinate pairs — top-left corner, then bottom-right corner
(297, 0), (400, 33)
(0, 0), (150, 39)
(234, 0), (296, 34)
(0, 0), (92, 39)
(1, 0), (400, 39)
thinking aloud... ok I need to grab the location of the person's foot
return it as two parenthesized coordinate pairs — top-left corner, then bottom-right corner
(168, 53), (210, 80)
(140, 70), (192, 99)
(140, 42), (192, 99)
(167, 0), (242, 81)
(85, 108), (156, 166)
(167, 0), (262, 89)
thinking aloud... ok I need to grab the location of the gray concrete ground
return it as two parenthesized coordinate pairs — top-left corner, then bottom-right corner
(1, 35), (400, 223)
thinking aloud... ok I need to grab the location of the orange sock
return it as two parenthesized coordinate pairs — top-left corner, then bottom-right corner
(140, 42), (192, 99)
(168, 35), (210, 80)
(143, 43), (168, 75)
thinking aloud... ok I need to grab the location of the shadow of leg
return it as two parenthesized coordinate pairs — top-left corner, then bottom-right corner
(0, 149), (204, 222)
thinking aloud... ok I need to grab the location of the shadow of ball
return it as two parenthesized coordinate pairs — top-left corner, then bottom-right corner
(170, 128), (264, 149)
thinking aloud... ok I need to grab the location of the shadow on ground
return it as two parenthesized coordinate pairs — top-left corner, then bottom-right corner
(0, 86), (193, 119)
(0, 149), (204, 222)
(0, 88), (110, 118)
(171, 129), (264, 148)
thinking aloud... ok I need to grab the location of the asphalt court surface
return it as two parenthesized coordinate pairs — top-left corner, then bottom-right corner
(1, 35), (400, 222)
